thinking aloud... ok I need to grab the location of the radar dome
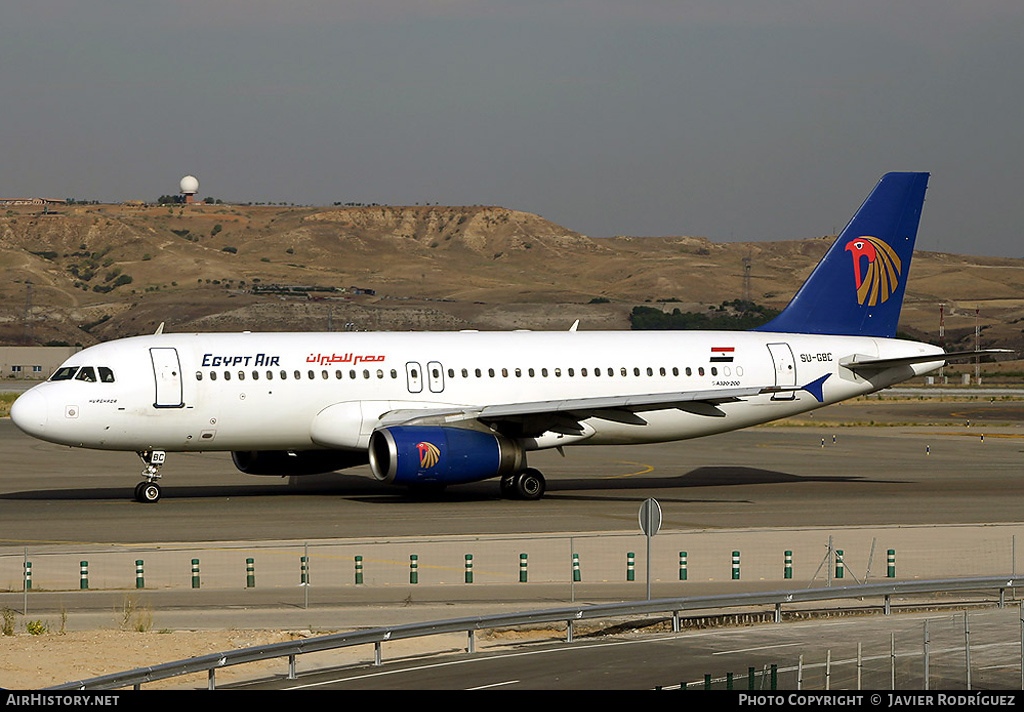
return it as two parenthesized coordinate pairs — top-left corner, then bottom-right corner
(179, 175), (200, 194)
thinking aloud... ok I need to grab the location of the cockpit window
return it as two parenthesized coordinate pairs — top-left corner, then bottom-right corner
(75, 367), (97, 382)
(98, 367), (115, 383)
(50, 366), (79, 381)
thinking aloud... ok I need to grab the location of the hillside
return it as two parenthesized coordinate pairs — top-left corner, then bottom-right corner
(2, 202), (1023, 354)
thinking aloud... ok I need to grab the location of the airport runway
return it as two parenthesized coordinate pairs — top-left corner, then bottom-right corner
(2, 396), (1023, 690)
(0, 398), (1021, 544)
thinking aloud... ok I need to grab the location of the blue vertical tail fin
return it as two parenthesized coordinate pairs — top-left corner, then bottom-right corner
(754, 172), (929, 338)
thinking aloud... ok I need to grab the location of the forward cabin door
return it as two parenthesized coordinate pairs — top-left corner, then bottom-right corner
(150, 347), (184, 408)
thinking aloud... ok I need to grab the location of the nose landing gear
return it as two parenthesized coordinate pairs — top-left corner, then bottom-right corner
(134, 450), (166, 503)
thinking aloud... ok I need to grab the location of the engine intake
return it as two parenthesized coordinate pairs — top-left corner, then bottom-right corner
(369, 425), (524, 486)
(232, 449), (367, 477)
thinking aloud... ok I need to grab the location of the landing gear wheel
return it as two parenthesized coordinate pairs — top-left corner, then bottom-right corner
(135, 482), (162, 503)
(134, 450), (166, 504)
(513, 468), (546, 500)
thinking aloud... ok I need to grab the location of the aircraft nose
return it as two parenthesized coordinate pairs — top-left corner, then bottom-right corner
(10, 389), (48, 437)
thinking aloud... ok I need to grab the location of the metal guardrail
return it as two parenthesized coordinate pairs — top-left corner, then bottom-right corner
(50, 575), (1024, 690)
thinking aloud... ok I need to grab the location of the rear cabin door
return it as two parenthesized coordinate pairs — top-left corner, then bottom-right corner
(767, 342), (797, 400)
(150, 347), (184, 408)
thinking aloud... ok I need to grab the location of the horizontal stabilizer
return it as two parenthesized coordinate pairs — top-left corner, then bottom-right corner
(840, 349), (1015, 372)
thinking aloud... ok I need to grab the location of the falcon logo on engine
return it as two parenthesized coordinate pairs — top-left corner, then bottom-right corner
(417, 441), (440, 469)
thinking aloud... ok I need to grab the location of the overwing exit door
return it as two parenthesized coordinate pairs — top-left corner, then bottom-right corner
(427, 361), (445, 393)
(405, 362), (423, 393)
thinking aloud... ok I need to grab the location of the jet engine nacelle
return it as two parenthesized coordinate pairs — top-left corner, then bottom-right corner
(369, 425), (524, 486)
(231, 449), (367, 477)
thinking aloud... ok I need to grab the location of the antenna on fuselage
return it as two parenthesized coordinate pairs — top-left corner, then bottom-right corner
(154, 322), (165, 335)
(569, 320), (579, 332)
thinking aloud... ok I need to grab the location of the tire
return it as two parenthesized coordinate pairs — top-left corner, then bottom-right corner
(514, 469), (546, 500)
(137, 482), (162, 503)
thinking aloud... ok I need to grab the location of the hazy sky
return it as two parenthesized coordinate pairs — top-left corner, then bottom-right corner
(3, 1), (1022, 257)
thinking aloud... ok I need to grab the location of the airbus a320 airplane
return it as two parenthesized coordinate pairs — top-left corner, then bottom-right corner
(10, 172), (1000, 502)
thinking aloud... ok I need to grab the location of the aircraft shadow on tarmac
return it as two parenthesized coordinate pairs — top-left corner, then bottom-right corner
(0, 466), (908, 504)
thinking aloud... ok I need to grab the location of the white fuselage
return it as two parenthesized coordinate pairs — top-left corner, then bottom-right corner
(11, 330), (944, 453)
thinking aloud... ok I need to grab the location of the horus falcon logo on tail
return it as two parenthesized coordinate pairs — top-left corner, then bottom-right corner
(845, 235), (902, 306)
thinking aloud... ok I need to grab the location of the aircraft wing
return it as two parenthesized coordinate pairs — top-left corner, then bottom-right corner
(377, 383), (807, 435)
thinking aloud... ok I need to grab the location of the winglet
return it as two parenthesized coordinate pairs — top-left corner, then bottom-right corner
(760, 373), (831, 402)
(801, 373), (831, 403)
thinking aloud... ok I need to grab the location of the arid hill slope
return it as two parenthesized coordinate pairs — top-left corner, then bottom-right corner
(1, 202), (1022, 351)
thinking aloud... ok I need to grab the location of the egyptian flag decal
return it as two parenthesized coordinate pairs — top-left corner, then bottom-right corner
(711, 347), (734, 363)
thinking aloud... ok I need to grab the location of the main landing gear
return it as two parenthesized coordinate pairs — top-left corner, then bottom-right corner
(499, 468), (546, 501)
(134, 450), (166, 503)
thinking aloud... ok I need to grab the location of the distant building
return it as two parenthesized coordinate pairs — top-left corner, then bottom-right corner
(1, 198), (67, 207)
(0, 346), (81, 381)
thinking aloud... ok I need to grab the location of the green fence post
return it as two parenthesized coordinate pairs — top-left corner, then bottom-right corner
(785, 550), (793, 579)
(355, 556), (363, 585)
(79, 561), (88, 590)
(835, 550), (844, 579)
(572, 553), (581, 582)
(191, 559), (200, 589)
(679, 551), (687, 581)
(627, 552), (635, 582)
(519, 553), (528, 583)
(732, 551), (740, 580)
(465, 554), (473, 584)
(410, 554), (418, 584)
(246, 558), (255, 588)
(135, 560), (145, 589)
(887, 549), (896, 578)
(24, 561), (31, 591)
